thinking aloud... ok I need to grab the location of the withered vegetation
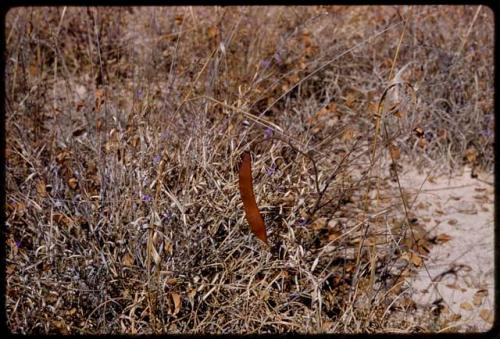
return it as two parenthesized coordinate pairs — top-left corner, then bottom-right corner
(5, 6), (493, 334)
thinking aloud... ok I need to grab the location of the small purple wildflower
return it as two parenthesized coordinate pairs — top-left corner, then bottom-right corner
(480, 129), (493, 139)
(142, 194), (152, 203)
(136, 88), (143, 99)
(266, 164), (276, 176)
(298, 218), (310, 227)
(273, 51), (282, 65)
(264, 127), (273, 139)
(153, 154), (161, 165)
(261, 59), (271, 70)
(162, 211), (173, 223)
(15, 240), (21, 248)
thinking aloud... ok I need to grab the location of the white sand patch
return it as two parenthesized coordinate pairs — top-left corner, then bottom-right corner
(398, 166), (494, 332)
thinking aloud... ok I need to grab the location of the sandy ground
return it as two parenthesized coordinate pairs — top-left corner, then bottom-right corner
(399, 165), (494, 332)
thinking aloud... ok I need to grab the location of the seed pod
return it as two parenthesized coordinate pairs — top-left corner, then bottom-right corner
(238, 152), (268, 244)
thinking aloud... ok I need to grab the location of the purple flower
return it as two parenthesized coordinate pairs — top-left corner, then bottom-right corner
(153, 155), (161, 165)
(264, 127), (273, 139)
(261, 59), (271, 69)
(15, 240), (21, 248)
(142, 194), (152, 203)
(266, 164), (276, 176)
(480, 129), (493, 139)
(162, 211), (172, 223)
(298, 218), (310, 227)
(273, 51), (282, 65)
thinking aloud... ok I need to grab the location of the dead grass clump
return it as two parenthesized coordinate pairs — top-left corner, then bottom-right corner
(5, 5), (493, 334)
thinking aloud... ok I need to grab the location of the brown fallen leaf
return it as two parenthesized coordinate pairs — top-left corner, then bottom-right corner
(122, 253), (135, 267)
(418, 137), (427, 149)
(479, 309), (494, 324)
(342, 127), (355, 141)
(388, 143), (401, 160)
(36, 179), (48, 197)
(170, 292), (181, 316)
(6, 264), (15, 275)
(67, 177), (78, 190)
(410, 252), (423, 267)
(473, 289), (488, 306)
(435, 233), (452, 244)
(311, 217), (327, 230)
(460, 302), (473, 311)
(239, 152), (268, 245)
(464, 147), (478, 164)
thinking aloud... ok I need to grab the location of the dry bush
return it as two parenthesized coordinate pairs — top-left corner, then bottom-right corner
(5, 6), (493, 334)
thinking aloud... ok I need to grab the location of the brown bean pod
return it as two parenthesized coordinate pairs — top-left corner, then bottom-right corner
(238, 151), (268, 244)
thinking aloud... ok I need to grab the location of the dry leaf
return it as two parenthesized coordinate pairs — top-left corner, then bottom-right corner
(164, 241), (173, 255)
(342, 127), (355, 141)
(36, 180), (47, 197)
(479, 309), (494, 323)
(326, 101), (337, 113)
(175, 15), (183, 25)
(148, 240), (161, 265)
(389, 143), (401, 160)
(238, 152), (268, 244)
(76, 101), (85, 112)
(392, 109), (403, 118)
(345, 93), (356, 108)
(29, 63), (38, 77)
(410, 252), (423, 267)
(435, 233), (452, 244)
(94, 88), (105, 111)
(53, 213), (71, 227)
(131, 135), (140, 148)
(6, 264), (15, 275)
(445, 283), (459, 290)
(413, 127), (424, 138)
(311, 217), (327, 230)
(207, 26), (218, 39)
(367, 101), (379, 116)
(460, 302), (473, 311)
(96, 118), (104, 131)
(418, 137), (427, 149)
(465, 147), (478, 164)
(122, 253), (134, 267)
(416, 201), (430, 210)
(437, 128), (448, 140)
(167, 278), (178, 286)
(67, 177), (78, 190)
(56, 151), (68, 164)
(473, 289), (488, 306)
(52, 319), (68, 334)
(328, 230), (342, 242)
(170, 292), (181, 316)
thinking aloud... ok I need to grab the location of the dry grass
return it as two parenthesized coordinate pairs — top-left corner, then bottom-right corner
(5, 6), (493, 334)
